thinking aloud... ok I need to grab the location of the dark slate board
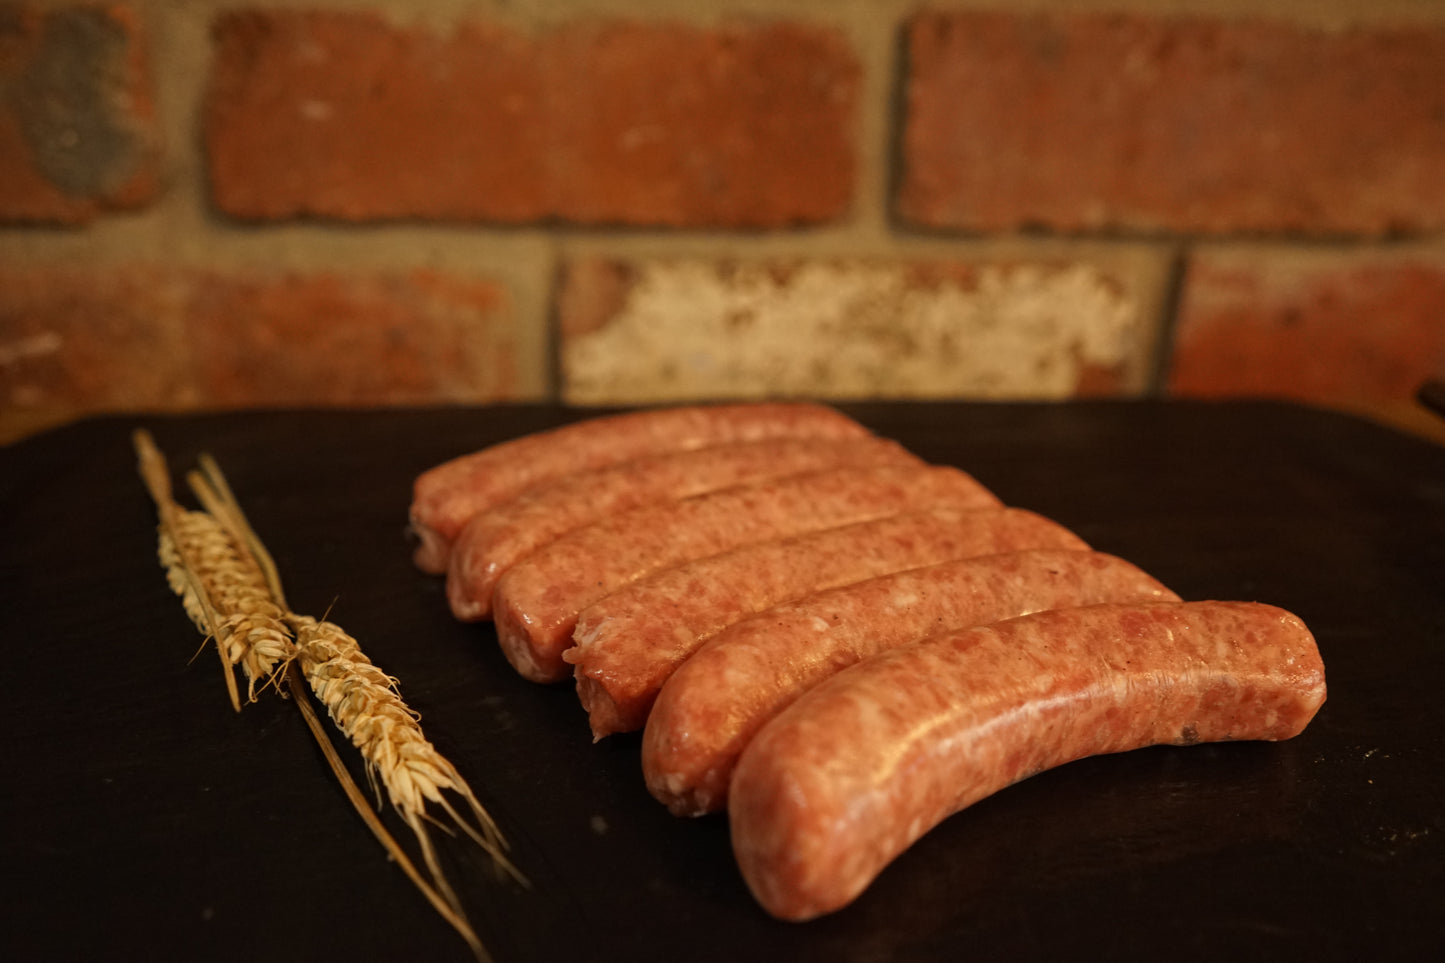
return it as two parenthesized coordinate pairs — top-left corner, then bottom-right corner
(3, 400), (1442, 961)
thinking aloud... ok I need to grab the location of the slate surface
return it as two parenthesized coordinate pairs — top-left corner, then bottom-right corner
(3, 400), (1442, 961)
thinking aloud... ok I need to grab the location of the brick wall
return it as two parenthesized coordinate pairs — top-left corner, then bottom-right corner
(3, 0), (1443, 443)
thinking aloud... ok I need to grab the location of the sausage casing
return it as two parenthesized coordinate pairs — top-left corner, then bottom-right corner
(729, 601), (1326, 921)
(492, 464), (1000, 682)
(410, 402), (871, 573)
(445, 436), (920, 621)
(643, 549), (1178, 816)
(572, 510), (1090, 740)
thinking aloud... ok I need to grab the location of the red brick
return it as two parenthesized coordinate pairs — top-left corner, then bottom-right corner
(183, 270), (515, 406)
(1168, 253), (1445, 406)
(0, 4), (160, 224)
(0, 266), (517, 416)
(206, 12), (858, 227)
(0, 265), (191, 408)
(898, 11), (1445, 236)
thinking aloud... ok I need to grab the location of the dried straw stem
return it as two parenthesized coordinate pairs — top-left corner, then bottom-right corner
(284, 659), (490, 962)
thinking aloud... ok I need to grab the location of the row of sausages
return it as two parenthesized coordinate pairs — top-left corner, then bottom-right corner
(409, 402), (1327, 921)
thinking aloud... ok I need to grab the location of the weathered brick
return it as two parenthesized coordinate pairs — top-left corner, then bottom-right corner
(1168, 252), (1445, 406)
(182, 269), (516, 406)
(0, 265), (191, 409)
(559, 258), (1152, 405)
(898, 11), (1445, 236)
(0, 4), (160, 224)
(0, 266), (517, 417)
(207, 12), (858, 227)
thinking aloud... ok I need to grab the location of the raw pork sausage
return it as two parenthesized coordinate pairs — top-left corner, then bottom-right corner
(729, 601), (1325, 921)
(492, 465), (1000, 682)
(410, 402), (870, 573)
(445, 436), (920, 621)
(571, 511), (1090, 740)
(643, 550), (1179, 816)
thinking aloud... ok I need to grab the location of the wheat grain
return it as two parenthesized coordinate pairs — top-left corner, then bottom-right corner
(158, 528), (207, 631)
(155, 514), (242, 710)
(154, 505), (294, 705)
(137, 430), (297, 706)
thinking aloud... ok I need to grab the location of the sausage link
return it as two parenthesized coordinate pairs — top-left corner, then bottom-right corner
(491, 465), (1000, 683)
(445, 436), (921, 621)
(729, 601), (1326, 921)
(410, 402), (870, 573)
(572, 510), (1090, 740)
(643, 549), (1178, 816)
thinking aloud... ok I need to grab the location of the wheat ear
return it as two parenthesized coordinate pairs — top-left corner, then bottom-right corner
(184, 458), (518, 872)
(283, 658), (492, 962)
(289, 614), (523, 895)
(134, 431), (508, 962)
(138, 433), (292, 708)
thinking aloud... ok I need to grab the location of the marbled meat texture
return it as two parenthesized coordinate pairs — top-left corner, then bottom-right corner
(570, 509), (1090, 740)
(643, 549), (1180, 816)
(729, 601), (1327, 922)
(410, 402), (871, 573)
(491, 464), (1001, 682)
(445, 435), (921, 620)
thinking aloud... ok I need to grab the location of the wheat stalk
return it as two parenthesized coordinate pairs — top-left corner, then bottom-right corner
(280, 656), (492, 961)
(134, 430), (518, 961)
